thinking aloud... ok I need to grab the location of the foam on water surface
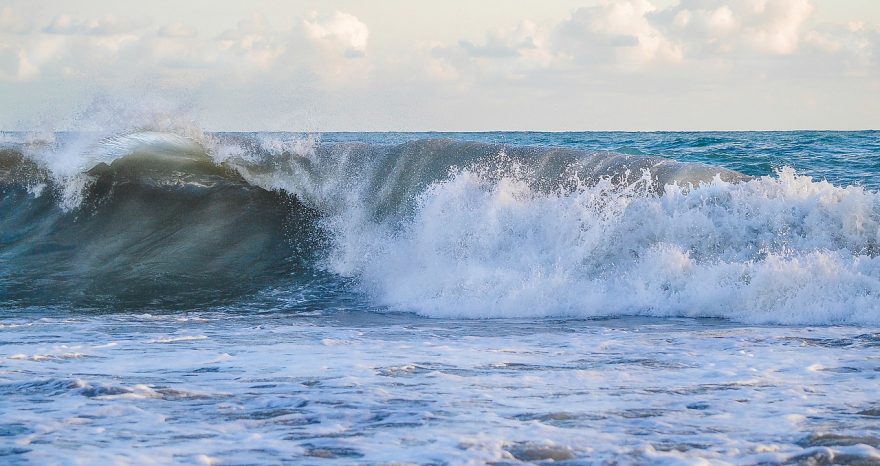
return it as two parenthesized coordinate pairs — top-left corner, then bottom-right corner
(2, 130), (880, 464)
(2, 311), (880, 464)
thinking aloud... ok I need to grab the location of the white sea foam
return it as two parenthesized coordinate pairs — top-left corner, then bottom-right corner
(320, 164), (880, 324)
(134, 133), (880, 324)
(148, 335), (209, 343)
(7, 130), (880, 324)
(2, 313), (878, 464)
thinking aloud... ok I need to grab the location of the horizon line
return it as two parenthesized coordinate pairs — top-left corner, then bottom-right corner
(2, 128), (879, 133)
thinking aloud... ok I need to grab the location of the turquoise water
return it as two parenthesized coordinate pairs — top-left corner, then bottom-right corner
(2, 129), (879, 319)
(315, 131), (880, 188)
(1, 130), (879, 464)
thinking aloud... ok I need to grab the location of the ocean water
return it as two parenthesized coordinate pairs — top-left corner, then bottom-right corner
(1, 130), (880, 464)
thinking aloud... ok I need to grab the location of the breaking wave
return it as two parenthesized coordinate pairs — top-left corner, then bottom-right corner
(2, 130), (879, 324)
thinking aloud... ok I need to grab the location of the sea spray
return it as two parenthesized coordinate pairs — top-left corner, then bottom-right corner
(2, 131), (879, 324)
(342, 165), (880, 323)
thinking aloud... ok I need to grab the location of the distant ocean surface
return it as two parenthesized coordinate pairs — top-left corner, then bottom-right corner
(2, 130), (879, 464)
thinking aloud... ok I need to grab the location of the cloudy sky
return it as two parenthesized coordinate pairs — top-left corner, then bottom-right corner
(0, 0), (878, 131)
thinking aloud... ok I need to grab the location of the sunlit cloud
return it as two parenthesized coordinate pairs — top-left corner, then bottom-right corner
(0, 1), (877, 130)
(303, 11), (369, 58)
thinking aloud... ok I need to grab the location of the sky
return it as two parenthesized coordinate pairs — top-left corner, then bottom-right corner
(0, 0), (878, 131)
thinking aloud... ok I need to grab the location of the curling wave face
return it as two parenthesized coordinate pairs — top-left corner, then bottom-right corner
(1, 131), (879, 323)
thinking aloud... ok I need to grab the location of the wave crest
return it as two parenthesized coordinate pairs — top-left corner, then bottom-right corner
(2, 131), (879, 324)
(340, 165), (880, 323)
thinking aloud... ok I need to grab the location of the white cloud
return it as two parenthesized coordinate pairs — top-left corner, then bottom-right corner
(0, 46), (37, 81)
(217, 15), (284, 70)
(0, 1), (877, 130)
(802, 22), (880, 75)
(43, 14), (79, 35)
(158, 22), (197, 38)
(43, 14), (142, 36)
(555, 0), (684, 69)
(749, 0), (814, 54)
(459, 24), (533, 58)
(0, 6), (30, 34)
(82, 15), (140, 35)
(411, 41), (459, 82)
(415, 19), (560, 89)
(663, 0), (814, 56)
(5, 9), (374, 89)
(303, 11), (369, 58)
